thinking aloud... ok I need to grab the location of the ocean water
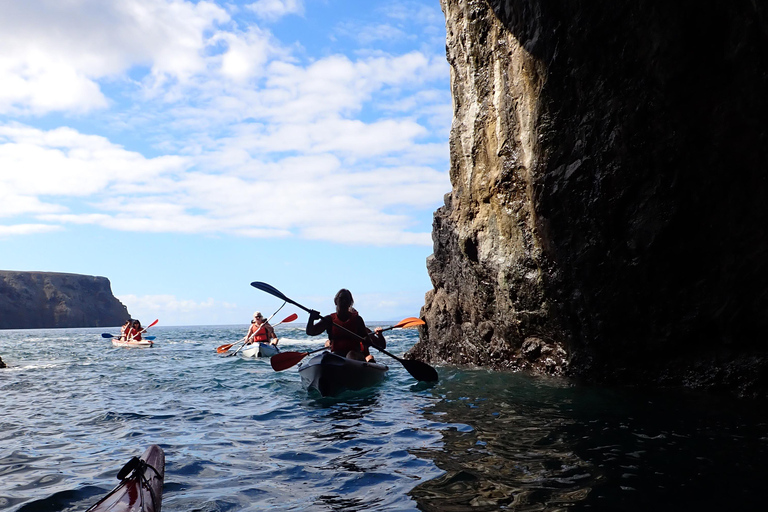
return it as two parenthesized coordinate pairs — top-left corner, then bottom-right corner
(1, 324), (766, 511)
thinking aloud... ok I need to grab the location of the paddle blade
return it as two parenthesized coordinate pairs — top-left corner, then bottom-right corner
(146, 319), (159, 329)
(402, 359), (439, 382)
(216, 343), (235, 353)
(280, 313), (299, 323)
(101, 333), (114, 338)
(251, 282), (311, 313)
(270, 351), (308, 371)
(394, 317), (425, 329)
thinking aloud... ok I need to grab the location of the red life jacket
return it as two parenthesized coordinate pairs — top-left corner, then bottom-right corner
(128, 327), (142, 341)
(329, 312), (365, 355)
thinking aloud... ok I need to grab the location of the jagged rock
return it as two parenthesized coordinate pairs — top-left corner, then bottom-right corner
(0, 271), (130, 329)
(412, 0), (768, 397)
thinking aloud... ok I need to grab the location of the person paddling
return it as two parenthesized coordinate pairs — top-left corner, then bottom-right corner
(306, 288), (385, 362)
(127, 319), (143, 341)
(246, 311), (278, 346)
(119, 320), (131, 341)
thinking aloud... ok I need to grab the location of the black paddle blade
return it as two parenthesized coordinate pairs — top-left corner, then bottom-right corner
(101, 333), (114, 338)
(251, 281), (289, 301)
(250, 281), (311, 313)
(402, 359), (439, 382)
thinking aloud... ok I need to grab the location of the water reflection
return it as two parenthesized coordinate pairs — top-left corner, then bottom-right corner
(411, 368), (768, 511)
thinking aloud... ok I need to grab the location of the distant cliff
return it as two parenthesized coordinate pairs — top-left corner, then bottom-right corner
(0, 271), (130, 329)
(413, 0), (768, 397)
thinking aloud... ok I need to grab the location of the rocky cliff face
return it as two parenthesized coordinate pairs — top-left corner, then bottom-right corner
(0, 271), (130, 329)
(413, 0), (768, 397)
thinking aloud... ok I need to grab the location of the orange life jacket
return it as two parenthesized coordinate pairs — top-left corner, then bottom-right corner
(251, 323), (269, 343)
(329, 312), (365, 355)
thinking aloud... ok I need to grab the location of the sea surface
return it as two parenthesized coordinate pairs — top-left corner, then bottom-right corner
(1, 324), (767, 511)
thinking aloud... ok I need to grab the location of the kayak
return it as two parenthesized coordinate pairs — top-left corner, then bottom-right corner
(241, 342), (280, 358)
(297, 351), (388, 397)
(86, 444), (165, 512)
(112, 339), (153, 348)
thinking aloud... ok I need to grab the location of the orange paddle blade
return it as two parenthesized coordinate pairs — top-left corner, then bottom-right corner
(394, 317), (424, 328)
(216, 343), (235, 353)
(281, 313), (299, 323)
(270, 351), (308, 372)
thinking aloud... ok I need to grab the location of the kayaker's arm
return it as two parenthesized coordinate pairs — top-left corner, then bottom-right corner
(306, 310), (327, 336)
(366, 327), (386, 350)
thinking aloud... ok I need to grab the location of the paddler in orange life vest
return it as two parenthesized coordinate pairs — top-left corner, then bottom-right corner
(246, 311), (278, 346)
(305, 288), (385, 362)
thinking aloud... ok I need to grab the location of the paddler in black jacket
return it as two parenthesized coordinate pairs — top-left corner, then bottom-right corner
(306, 288), (385, 362)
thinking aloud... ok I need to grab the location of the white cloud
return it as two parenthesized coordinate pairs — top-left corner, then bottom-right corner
(0, 223), (62, 236)
(0, 1), (451, 247)
(0, 0), (230, 114)
(117, 293), (238, 325)
(247, 0), (304, 21)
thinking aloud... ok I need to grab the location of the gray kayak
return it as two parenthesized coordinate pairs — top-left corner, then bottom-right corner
(297, 351), (388, 396)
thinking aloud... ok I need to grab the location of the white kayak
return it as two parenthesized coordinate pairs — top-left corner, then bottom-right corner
(241, 342), (280, 358)
(112, 339), (154, 348)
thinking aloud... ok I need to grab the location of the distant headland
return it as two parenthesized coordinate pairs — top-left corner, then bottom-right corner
(0, 271), (130, 329)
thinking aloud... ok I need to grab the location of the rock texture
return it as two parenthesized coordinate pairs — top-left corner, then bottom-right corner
(0, 271), (130, 329)
(413, 0), (768, 397)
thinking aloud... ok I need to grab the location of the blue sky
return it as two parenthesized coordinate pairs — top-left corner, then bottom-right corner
(0, 0), (451, 325)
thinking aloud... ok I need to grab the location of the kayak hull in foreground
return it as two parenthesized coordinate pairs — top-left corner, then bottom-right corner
(298, 351), (388, 397)
(112, 339), (153, 348)
(240, 342), (280, 358)
(86, 444), (164, 512)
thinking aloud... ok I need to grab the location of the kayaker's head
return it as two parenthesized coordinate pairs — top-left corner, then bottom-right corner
(254, 311), (264, 324)
(334, 289), (354, 317)
(133, 319), (142, 329)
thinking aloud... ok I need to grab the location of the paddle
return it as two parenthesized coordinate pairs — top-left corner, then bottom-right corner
(270, 317), (424, 372)
(230, 312), (297, 357)
(251, 281), (437, 382)
(128, 319), (158, 343)
(102, 333), (156, 341)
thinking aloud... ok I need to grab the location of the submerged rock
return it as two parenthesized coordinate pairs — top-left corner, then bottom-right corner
(0, 270), (130, 329)
(413, 0), (768, 397)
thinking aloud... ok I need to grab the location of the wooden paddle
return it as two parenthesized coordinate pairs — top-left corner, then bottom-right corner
(216, 303), (286, 353)
(230, 312), (297, 357)
(251, 281), (437, 382)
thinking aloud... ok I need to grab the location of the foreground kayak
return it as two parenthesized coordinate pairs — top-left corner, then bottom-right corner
(86, 444), (165, 512)
(112, 339), (153, 348)
(298, 351), (388, 396)
(241, 342), (281, 358)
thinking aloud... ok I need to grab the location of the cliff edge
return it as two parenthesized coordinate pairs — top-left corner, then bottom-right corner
(0, 271), (130, 329)
(413, 0), (768, 397)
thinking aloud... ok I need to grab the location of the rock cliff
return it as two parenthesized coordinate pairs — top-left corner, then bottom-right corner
(0, 271), (130, 329)
(413, 0), (768, 397)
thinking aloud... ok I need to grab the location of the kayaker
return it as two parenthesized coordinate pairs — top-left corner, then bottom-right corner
(306, 288), (385, 362)
(127, 319), (143, 341)
(119, 319), (131, 341)
(246, 311), (278, 345)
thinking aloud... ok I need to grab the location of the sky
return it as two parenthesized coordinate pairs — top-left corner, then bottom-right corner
(0, 0), (452, 326)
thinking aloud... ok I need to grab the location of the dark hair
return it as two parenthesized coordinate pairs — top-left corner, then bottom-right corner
(334, 288), (353, 306)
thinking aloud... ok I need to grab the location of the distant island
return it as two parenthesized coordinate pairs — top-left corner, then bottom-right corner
(0, 271), (130, 329)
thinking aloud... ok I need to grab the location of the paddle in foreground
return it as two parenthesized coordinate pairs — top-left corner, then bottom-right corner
(86, 444), (165, 512)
